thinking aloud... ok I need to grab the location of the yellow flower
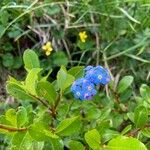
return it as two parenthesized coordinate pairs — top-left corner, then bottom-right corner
(42, 42), (53, 56)
(79, 31), (88, 43)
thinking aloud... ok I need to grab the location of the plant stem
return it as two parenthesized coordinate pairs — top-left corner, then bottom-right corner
(109, 86), (120, 104)
(30, 94), (53, 115)
(0, 124), (27, 132)
(127, 124), (150, 137)
(30, 94), (49, 108)
(49, 93), (61, 128)
(50, 93), (61, 119)
(54, 93), (61, 110)
(90, 12), (100, 66)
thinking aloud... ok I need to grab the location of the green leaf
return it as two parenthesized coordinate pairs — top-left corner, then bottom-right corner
(142, 128), (150, 138)
(127, 112), (134, 123)
(55, 116), (80, 136)
(8, 28), (21, 38)
(12, 56), (23, 69)
(25, 68), (41, 95)
(69, 140), (84, 150)
(140, 84), (150, 103)
(0, 10), (9, 26)
(86, 107), (101, 120)
(0, 115), (11, 126)
(120, 88), (132, 103)
(2, 42), (14, 52)
(121, 125), (132, 135)
(32, 141), (44, 150)
(68, 66), (84, 79)
(6, 82), (34, 101)
(52, 51), (68, 66)
(2, 53), (14, 68)
(84, 129), (101, 150)
(49, 138), (64, 150)
(118, 7), (140, 24)
(10, 131), (27, 150)
(57, 66), (75, 91)
(40, 69), (52, 82)
(44, 138), (63, 150)
(77, 40), (94, 51)
(23, 49), (40, 71)
(0, 25), (5, 38)
(7, 76), (22, 85)
(117, 76), (134, 93)
(111, 113), (123, 129)
(5, 109), (17, 127)
(57, 104), (70, 120)
(46, 5), (61, 15)
(97, 120), (110, 136)
(134, 106), (148, 128)
(107, 136), (147, 150)
(99, 108), (111, 121)
(36, 81), (57, 105)
(103, 129), (120, 143)
(16, 107), (28, 128)
(29, 121), (58, 141)
(17, 132), (33, 150)
(4, 107), (27, 130)
(125, 54), (150, 63)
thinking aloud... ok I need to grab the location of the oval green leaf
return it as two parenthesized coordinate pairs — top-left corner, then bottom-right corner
(117, 76), (133, 93)
(55, 116), (80, 136)
(23, 49), (40, 71)
(134, 106), (148, 128)
(84, 129), (101, 150)
(17, 106), (28, 128)
(36, 81), (57, 105)
(107, 136), (147, 150)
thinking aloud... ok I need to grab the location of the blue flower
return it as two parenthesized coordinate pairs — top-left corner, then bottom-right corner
(71, 65), (111, 100)
(84, 66), (111, 85)
(84, 65), (93, 72)
(71, 78), (97, 100)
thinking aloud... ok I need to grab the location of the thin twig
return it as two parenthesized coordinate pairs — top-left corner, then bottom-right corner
(27, 25), (44, 37)
(90, 12), (100, 66)
(0, 124), (27, 132)
(60, 3), (72, 66)
(60, 3), (70, 29)
(103, 52), (114, 97)
(62, 39), (72, 66)
(103, 52), (114, 80)
(66, 23), (100, 29)
(113, 69), (123, 91)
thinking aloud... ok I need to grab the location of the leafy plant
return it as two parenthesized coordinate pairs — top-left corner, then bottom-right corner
(0, 0), (150, 149)
(0, 50), (149, 150)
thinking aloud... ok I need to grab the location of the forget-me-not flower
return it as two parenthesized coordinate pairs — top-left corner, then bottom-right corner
(71, 65), (111, 100)
(71, 78), (97, 100)
(84, 66), (111, 85)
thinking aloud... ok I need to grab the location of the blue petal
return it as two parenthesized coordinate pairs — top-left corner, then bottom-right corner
(84, 66), (93, 72)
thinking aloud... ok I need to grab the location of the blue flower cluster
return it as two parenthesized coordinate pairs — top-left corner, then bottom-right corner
(71, 78), (97, 100)
(71, 65), (111, 100)
(85, 66), (111, 85)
